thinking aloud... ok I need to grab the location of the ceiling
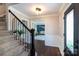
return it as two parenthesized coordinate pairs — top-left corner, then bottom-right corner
(10, 3), (64, 17)
(7, 3), (19, 6)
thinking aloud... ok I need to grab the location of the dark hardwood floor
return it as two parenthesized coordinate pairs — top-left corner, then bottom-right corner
(35, 40), (61, 56)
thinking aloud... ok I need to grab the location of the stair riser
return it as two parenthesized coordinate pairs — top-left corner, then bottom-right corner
(0, 26), (6, 30)
(0, 22), (5, 26)
(0, 36), (15, 45)
(0, 17), (6, 22)
(0, 35), (14, 39)
(0, 33), (11, 36)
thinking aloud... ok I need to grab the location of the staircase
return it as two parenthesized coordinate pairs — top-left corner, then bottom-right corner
(0, 16), (29, 56)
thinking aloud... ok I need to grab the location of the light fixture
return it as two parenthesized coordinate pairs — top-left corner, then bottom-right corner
(31, 5), (45, 16)
(35, 7), (42, 15)
(36, 7), (41, 12)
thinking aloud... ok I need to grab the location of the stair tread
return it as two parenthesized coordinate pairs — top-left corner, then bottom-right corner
(0, 31), (11, 37)
(0, 35), (14, 39)
(0, 38), (14, 45)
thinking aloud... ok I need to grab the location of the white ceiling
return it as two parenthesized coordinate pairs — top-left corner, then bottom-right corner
(11, 3), (63, 17)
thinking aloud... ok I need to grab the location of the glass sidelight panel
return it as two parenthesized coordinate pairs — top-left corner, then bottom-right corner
(66, 10), (74, 53)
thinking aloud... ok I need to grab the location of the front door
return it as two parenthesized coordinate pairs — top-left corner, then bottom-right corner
(64, 4), (74, 56)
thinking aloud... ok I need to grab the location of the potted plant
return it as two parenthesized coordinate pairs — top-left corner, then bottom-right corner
(13, 29), (24, 35)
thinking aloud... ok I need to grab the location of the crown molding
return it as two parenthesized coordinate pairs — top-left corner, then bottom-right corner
(58, 3), (71, 14)
(30, 13), (59, 19)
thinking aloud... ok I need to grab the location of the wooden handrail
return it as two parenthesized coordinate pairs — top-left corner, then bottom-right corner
(9, 10), (31, 32)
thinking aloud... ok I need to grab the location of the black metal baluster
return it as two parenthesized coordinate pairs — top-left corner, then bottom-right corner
(14, 17), (16, 40)
(26, 29), (30, 52)
(12, 15), (13, 33)
(12, 15), (16, 40)
(19, 21), (22, 45)
(16, 19), (18, 40)
(18, 22), (22, 44)
(15, 19), (17, 40)
(13, 17), (15, 32)
(12, 17), (15, 33)
(24, 27), (27, 51)
(18, 21), (20, 44)
(23, 27), (25, 45)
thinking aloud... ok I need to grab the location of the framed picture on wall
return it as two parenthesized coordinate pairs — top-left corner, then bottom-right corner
(36, 25), (45, 35)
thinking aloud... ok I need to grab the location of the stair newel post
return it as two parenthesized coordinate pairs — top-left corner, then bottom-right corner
(30, 28), (35, 56)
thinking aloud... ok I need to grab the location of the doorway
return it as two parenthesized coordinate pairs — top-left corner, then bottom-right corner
(64, 4), (74, 56)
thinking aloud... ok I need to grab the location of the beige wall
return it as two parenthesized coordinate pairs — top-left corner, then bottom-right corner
(44, 15), (59, 35)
